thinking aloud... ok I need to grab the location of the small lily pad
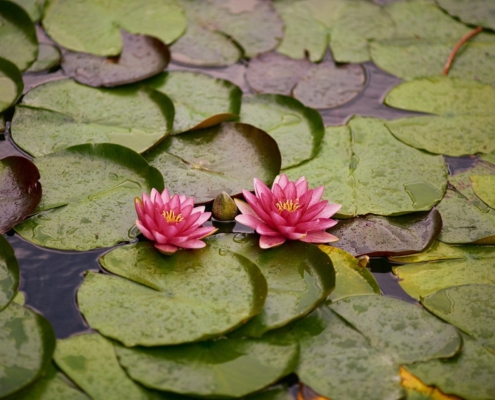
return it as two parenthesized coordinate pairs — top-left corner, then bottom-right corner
(0, 156), (42, 234)
(62, 30), (170, 87)
(15, 144), (164, 251)
(27, 44), (61, 72)
(144, 122), (281, 204)
(145, 71), (242, 134)
(0, 57), (23, 113)
(437, 0), (495, 31)
(240, 94), (324, 169)
(11, 79), (174, 156)
(470, 175), (495, 209)
(0, 235), (18, 310)
(81, 241), (267, 346)
(329, 209), (442, 257)
(115, 336), (298, 398)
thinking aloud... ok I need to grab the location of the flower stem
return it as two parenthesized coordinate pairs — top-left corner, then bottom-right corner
(443, 26), (483, 75)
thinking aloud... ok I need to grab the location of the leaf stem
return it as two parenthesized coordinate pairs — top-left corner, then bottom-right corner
(443, 26), (483, 75)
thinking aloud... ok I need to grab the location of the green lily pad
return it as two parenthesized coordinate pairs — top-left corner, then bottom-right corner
(81, 241), (267, 346)
(61, 31), (170, 87)
(145, 71), (242, 134)
(285, 118), (447, 217)
(318, 245), (380, 302)
(406, 333), (495, 400)
(0, 0), (37, 71)
(470, 175), (495, 209)
(437, 0), (495, 31)
(207, 234), (335, 338)
(329, 209), (442, 257)
(385, 77), (495, 156)
(27, 44), (61, 73)
(0, 57), (23, 113)
(15, 144), (164, 251)
(43, 0), (186, 56)
(11, 79), (174, 157)
(0, 301), (56, 398)
(392, 241), (495, 299)
(422, 284), (495, 352)
(10, 0), (42, 21)
(0, 235), (19, 311)
(115, 336), (298, 398)
(0, 156), (42, 234)
(330, 295), (461, 364)
(144, 122), (281, 204)
(240, 94), (324, 169)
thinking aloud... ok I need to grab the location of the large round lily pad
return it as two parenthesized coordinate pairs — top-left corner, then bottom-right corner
(144, 122), (281, 204)
(0, 0), (37, 71)
(145, 71), (242, 134)
(115, 336), (298, 398)
(43, 0), (186, 56)
(11, 79), (174, 157)
(0, 57), (23, 113)
(239, 94), (324, 169)
(285, 118), (447, 217)
(208, 234), (335, 337)
(0, 302), (56, 398)
(62, 30), (170, 87)
(437, 0), (495, 31)
(81, 241), (267, 346)
(0, 156), (42, 234)
(15, 144), (164, 251)
(0, 235), (18, 311)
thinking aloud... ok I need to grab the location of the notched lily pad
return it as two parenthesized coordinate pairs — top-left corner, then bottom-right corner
(62, 30), (170, 87)
(144, 122), (281, 204)
(27, 43), (61, 72)
(0, 57), (23, 112)
(0, 235), (19, 310)
(329, 208), (442, 257)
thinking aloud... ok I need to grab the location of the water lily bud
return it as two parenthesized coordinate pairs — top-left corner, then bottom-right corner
(212, 192), (238, 221)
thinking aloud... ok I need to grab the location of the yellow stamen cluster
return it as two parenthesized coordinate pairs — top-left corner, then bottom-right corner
(276, 199), (300, 213)
(162, 210), (184, 223)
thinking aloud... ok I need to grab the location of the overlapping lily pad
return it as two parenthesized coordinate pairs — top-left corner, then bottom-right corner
(0, 57), (23, 113)
(0, 302), (56, 398)
(26, 44), (61, 73)
(0, 235), (19, 310)
(62, 30), (170, 87)
(385, 77), (495, 156)
(392, 241), (495, 299)
(329, 209), (442, 257)
(145, 71), (242, 134)
(116, 336), (298, 398)
(285, 118), (447, 217)
(144, 122), (281, 204)
(240, 94), (324, 169)
(437, 0), (495, 31)
(43, 0), (186, 56)
(15, 144), (164, 250)
(0, 0), (37, 71)
(208, 234), (335, 337)
(11, 0), (42, 21)
(470, 175), (495, 209)
(81, 241), (267, 346)
(11, 79), (174, 156)
(0, 156), (42, 233)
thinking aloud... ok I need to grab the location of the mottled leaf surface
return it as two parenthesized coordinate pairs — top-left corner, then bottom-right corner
(437, 0), (495, 31)
(0, 57), (23, 113)
(11, 79), (174, 156)
(26, 44), (61, 73)
(0, 235), (18, 311)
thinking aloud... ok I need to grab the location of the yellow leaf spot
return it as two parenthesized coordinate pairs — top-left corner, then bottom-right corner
(400, 366), (461, 400)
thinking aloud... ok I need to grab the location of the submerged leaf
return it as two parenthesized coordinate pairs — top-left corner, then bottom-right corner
(0, 235), (18, 311)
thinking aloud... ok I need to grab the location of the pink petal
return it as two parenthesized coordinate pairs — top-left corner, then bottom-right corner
(161, 188), (170, 203)
(297, 218), (338, 232)
(295, 177), (308, 197)
(276, 174), (289, 189)
(150, 188), (160, 203)
(243, 190), (271, 222)
(180, 204), (194, 219)
(193, 206), (206, 213)
(300, 231), (339, 243)
(135, 198), (145, 221)
(256, 223), (281, 237)
(181, 197), (195, 211)
(260, 235), (286, 249)
(234, 199), (257, 217)
(308, 186), (324, 207)
(298, 190), (313, 209)
(169, 194), (180, 210)
(285, 209), (302, 226)
(254, 178), (272, 199)
(188, 226), (218, 239)
(283, 181), (296, 200)
(155, 243), (178, 255)
(179, 212), (202, 232)
(178, 194), (187, 204)
(235, 214), (261, 230)
(152, 230), (168, 244)
(143, 214), (159, 233)
(136, 220), (154, 241)
(315, 203), (342, 219)
(269, 211), (287, 227)
(142, 193), (154, 216)
(177, 239), (207, 249)
(299, 201), (328, 223)
(272, 184), (285, 202)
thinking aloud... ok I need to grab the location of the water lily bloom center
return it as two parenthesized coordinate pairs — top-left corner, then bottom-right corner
(235, 175), (341, 249)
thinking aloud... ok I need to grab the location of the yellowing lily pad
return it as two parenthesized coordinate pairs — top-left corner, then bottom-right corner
(11, 79), (174, 156)
(0, 235), (19, 311)
(0, 57), (23, 113)
(470, 175), (495, 209)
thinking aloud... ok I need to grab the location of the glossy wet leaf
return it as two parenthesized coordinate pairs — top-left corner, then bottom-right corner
(43, 0), (186, 56)
(422, 284), (495, 351)
(207, 234), (335, 337)
(15, 144), (164, 251)
(0, 156), (42, 234)
(82, 242), (267, 346)
(437, 0), (495, 31)
(406, 333), (495, 400)
(392, 241), (495, 299)
(285, 118), (447, 217)
(62, 31), (170, 87)
(10, 0), (42, 21)
(145, 71), (242, 134)
(319, 245), (380, 302)
(0, 302), (56, 398)
(385, 77), (495, 156)
(329, 209), (442, 257)
(330, 295), (461, 364)
(470, 175), (495, 209)
(11, 79), (174, 156)
(0, 1), (37, 71)
(144, 122), (281, 204)
(26, 44), (61, 73)
(240, 94), (324, 169)
(0, 235), (18, 311)
(115, 336), (298, 398)
(0, 57), (23, 113)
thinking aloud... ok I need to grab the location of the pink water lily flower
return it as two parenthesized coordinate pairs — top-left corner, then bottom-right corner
(135, 188), (217, 255)
(235, 175), (341, 249)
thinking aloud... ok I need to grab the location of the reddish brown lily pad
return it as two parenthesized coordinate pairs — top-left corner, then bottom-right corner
(0, 156), (41, 233)
(62, 30), (170, 87)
